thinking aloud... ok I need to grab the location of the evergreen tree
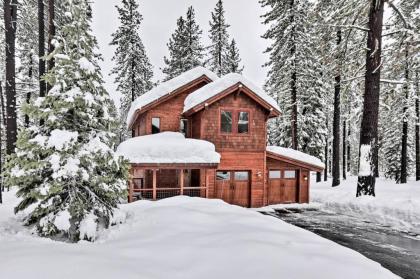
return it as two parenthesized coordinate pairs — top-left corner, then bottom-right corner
(110, 0), (154, 140)
(206, 0), (230, 76)
(226, 39), (243, 74)
(262, 0), (327, 159)
(5, 0), (128, 242)
(162, 6), (204, 80)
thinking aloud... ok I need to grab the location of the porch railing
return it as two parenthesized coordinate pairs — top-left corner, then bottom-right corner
(131, 187), (207, 201)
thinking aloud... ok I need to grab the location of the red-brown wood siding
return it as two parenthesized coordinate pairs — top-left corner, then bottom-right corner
(132, 81), (208, 135)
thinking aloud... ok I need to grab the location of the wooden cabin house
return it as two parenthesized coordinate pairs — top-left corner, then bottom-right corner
(117, 67), (324, 208)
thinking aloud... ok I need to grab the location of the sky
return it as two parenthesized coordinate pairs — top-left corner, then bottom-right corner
(91, 0), (270, 106)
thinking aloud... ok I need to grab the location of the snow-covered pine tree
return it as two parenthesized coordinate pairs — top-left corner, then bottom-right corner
(379, 0), (419, 183)
(110, 0), (154, 141)
(262, 0), (326, 160)
(162, 6), (204, 80)
(206, 0), (230, 76)
(5, 0), (128, 242)
(226, 39), (244, 74)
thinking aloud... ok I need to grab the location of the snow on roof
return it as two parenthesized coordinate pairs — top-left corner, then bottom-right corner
(126, 66), (218, 128)
(266, 146), (325, 169)
(116, 132), (220, 164)
(183, 73), (280, 113)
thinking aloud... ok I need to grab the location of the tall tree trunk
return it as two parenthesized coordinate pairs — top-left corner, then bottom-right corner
(324, 118), (328, 181)
(347, 124), (351, 173)
(400, 44), (409, 184)
(416, 71), (420, 181)
(356, 0), (384, 197)
(332, 30), (341, 187)
(342, 119), (347, 180)
(39, 0), (46, 97)
(47, 0), (55, 72)
(25, 55), (33, 127)
(290, 0), (297, 150)
(291, 71), (298, 150)
(4, 0), (18, 155)
(0, 82), (2, 204)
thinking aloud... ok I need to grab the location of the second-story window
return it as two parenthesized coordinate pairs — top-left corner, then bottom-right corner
(180, 118), (188, 136)
(238, 111), (249, 133)
(221, 111), (232, 133)
(151, 117), (160, 134)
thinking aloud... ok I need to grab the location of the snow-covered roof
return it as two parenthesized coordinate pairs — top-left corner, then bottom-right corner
(183, 73), (281, 113)
(116, 132), (221, 165)
(266, 146), (325, 169)
(126, 66), (218, 128)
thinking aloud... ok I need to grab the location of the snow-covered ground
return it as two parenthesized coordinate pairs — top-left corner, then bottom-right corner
(310, 176), (420, 235)
(0, 188), (398, 279)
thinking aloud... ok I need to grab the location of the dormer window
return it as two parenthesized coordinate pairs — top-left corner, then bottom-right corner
(151, 117), (160, 134)
(221, 111), (232, 133)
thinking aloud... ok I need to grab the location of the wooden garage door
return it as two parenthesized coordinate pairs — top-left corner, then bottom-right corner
(215, 171), (250, 207)
(268, 170), (298, 204)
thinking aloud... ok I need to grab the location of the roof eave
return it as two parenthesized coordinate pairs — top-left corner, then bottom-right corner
(184, 82), (281, 117)
(266, 151), (324, 172)
(128, 75), (214, 129)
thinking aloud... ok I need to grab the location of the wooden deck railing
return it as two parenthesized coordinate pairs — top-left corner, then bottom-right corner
(131, 187), (207, 201)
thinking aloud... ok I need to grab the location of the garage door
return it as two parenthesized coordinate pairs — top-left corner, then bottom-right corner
(268, 170), (298, 204)
(215, 171), (250, 207)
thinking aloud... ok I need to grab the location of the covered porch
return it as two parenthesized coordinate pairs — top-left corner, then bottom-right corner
(116, 132), (221, 203)
(128, 163), (217, 202)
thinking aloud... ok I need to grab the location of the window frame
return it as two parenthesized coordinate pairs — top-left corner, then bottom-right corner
(283, 170), (297, 179)
(219, 107), (252, 136)
(268, 170), (282, 179)
(237, 111), (250, 134)
(234, 171), (249, 181)
(220, 110), (233, 134)
(151, 117), (160, 134)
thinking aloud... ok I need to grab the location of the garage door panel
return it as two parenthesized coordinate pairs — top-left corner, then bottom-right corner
(268, 169), (299, 204)
(215, 171), (250, 207)
(232, 181), (249, 207)
(268, 179), (282, 204)
(282, 180), (297, 203)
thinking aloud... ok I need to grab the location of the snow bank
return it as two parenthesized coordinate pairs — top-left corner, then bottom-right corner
(267, 146), (325, 169)
(126, 66), (218, 127)
(184, 73), (280, 113)
(0, 189), (398, 279)
(311, 176), (420, 234)
(116, 132), (220, 164)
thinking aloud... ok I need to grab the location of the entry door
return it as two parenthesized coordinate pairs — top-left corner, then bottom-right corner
(216, 171), (250, 207)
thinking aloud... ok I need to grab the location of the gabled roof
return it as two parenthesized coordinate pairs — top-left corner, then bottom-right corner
(116, 132), (220, 166)
(266, 146), (325, 172)
(126, 66), (218, 128)
(183, 73), (280, 117)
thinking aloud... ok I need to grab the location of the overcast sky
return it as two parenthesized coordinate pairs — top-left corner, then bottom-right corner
(91, 0), (270, 106)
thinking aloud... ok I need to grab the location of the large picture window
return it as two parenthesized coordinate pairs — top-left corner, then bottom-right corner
(151, 117), (160, 134)
(220, 111), (232, 133)
(238, 111), (249, 133)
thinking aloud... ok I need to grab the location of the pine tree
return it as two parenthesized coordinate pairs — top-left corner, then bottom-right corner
(226, 39), (243, 74)
(5, 0), (128, 242)
(206, 0), (230, 76)
(162, 6), (204, 80)
(4, 0), (18, 155)
(262, 0), (327, 159)
(110, 0), (154, 140)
